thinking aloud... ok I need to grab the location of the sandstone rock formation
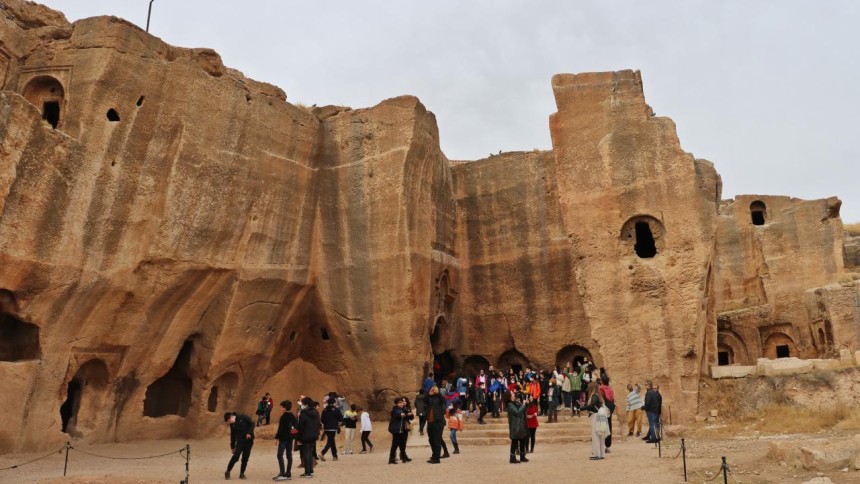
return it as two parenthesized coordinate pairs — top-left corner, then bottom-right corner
(0, 1), (858, 453)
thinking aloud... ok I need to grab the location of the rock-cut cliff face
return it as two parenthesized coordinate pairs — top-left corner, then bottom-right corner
(0, 1), (856, 453)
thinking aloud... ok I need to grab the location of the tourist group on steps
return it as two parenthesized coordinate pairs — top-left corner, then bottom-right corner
(221, 358), (663, 480)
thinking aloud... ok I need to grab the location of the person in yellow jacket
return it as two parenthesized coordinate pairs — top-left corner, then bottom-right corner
(446, 402), (464, 454)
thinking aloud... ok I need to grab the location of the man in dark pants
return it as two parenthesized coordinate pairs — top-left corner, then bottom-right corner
(297, 397), (321, 478)
(273, 400), (297, 481)
(319, 397), (343, 461)
(643, 380), (662, 443)
(224, 411), (255, 480)
(425, 385), (447, 464)
(475, 381), (488, 424)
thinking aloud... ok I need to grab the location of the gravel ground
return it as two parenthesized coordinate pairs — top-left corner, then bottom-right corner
(0, 433), (684, 484)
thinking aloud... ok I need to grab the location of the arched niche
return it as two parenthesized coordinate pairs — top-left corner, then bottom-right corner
(22, 75), (65, 129)
(750, 200), (767, 226)
(461, 355), (491, 377)
(555, 345), (594, 371)
(430, 315), (449, 355)
(143, 340), (194, 418)
(207, 371), (239, 413)
(620, 215), (665, 259)
(762, 332), (797, 360)
(60, 358), (110, 437)
(717, 330), (750, 365)
(497, 349), (530, 373)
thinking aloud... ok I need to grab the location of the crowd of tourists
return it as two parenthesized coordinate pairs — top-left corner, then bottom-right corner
(220, 358), (663, 480)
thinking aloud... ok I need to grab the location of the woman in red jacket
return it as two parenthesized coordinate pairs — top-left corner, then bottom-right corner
(525, 396), (539, 453)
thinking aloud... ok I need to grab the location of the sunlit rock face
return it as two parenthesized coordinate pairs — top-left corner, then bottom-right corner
(0, 1), (854, 453)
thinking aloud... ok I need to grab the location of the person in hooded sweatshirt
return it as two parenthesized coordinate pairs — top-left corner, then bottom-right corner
(223, 411), (255, 480)
(296, 397), (321, 478)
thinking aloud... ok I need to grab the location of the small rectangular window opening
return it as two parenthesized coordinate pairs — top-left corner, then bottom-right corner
(43, 101), (60, 129)
(717, 351), (730, 366)
(776, 345), (790, 358)
(751, 211), (766, 226)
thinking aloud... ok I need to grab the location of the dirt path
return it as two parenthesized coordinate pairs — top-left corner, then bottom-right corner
(1, 434), (685, 484)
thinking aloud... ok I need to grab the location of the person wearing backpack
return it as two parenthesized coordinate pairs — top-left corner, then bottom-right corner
(255, 396), (268, 426)
(598, 375), (616, 452)
(582, 381), (607, 461)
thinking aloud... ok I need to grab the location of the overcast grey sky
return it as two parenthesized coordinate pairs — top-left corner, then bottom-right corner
(41, 1), (859, 221)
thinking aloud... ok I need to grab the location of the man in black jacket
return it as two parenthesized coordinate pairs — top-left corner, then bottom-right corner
(223, 411), (255, 480)
(475, 381), (488, 424)
(319, 397), (343, 461)
(425, 385), (448, 464)
(297, 397), (322, 478)
(643, 380), (662, 443)
(273, 400), (298, 481)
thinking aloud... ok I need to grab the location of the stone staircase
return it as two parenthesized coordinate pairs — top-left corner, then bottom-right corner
(406, 413), (621, 447)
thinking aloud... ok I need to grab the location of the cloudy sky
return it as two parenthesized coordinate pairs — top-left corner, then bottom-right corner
(41, 1), (859, 221)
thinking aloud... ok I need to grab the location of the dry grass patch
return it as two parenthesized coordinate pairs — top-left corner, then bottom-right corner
(846, 222), (860, 236)
(758, 404), (860, 434)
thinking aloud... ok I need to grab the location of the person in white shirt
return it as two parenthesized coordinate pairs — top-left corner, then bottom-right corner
(359, 406), (374, 453)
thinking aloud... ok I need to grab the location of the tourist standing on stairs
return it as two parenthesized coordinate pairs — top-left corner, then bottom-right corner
(507, 391), (529, 464)
(223, 411), (255, 480)
(561, 371), (572, 410)
(273, 400), (297, 481)
(388, 397), (412, 464)
(546, 377), (561, 423)
(475, 381), (488, 424)
(625, 383), (644, 437)
(446, 402), (464, 454)
(526, 396), (539, 453)
(319, 397), (343, 461)
(582, 381), (606, 461)
(598, 375), (616, 452)
(415, 389), (428, 436)
(569, 367), (584, 416)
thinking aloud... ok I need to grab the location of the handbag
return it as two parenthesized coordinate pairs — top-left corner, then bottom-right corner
(595, 405), (610, 438)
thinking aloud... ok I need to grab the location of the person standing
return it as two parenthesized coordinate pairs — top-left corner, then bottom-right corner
(569, 367), (584, 416)
(342, 404), (358, 454)
(273, 400), (297, 481)
(425, 385), (447, 464)
(223, 411), (255, 480)
(400, 397), (415, 461)
(598, 375), (616, 452)
(265, 392), (274, 425)
(256, 396), (269, 426)
(561, 372), (572, 410)
(446, 402), (464, 454)
(387, 397), (411, 464)
(582, 381), (606, 461)
(625, 384), (644, 437)
(526, 397), (539, 453)
(359, 406), (374, 453)
(506, 392), (529, 464)
(297, 397), (321, 478)
(415, 389), (428, 436)
(643, 380), (662, 443)
(475, 381), (488, 425)
(319, 397), (343, 461)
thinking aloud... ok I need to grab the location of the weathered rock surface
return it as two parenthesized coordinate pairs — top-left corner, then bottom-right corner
(0, 0), (858, 453)
(768, 435), (860, 471)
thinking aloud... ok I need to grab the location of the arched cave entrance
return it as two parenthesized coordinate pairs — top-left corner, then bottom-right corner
(762, 332), (797, 360)
(717, 330), (749, 366)
(621, 216), (664, 259)
(60, 359), (109, 436)
(143, 340), (194, 418)
(555, 345), (594, 371)
(22, 76), (65, 129)
(433, 351), (456, 384)
(207, 372), (238, 413)
(0, 289), (40, 361)
(497, 349), (530, 374)
(750, 200), (767, 226)
(461, 355), (491, 378)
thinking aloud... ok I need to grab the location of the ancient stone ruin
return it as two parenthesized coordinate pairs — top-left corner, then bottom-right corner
(0, 1), (857, 453)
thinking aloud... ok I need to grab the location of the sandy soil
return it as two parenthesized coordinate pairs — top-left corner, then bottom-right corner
(3, 431), (859, 483)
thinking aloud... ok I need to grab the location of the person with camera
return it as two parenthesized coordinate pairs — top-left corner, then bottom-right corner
(425, 385), (448, 463)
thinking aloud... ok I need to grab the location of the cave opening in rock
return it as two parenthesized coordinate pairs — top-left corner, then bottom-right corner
(497, 349), (529, 374)
(0, 315), (40, 361)
(461, 355), (491, 378)
(320, 328), (330, 341)
(776, 344), (790, 358)
(143, 340), (193, 418)
(750, 200), (767, 226)
(207, 386), (218, 412)
(717, 351), (730, 366)
(60, 358), (109, 435)
(634, 222), (657, 258)
(555, 345), (594, 370)
(136, 96), (145, 107)
(60, 379), (81, 433)
(433, 350), (456, 384)
(43, 101), (60, 129)
(106, 108), (120, 122)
